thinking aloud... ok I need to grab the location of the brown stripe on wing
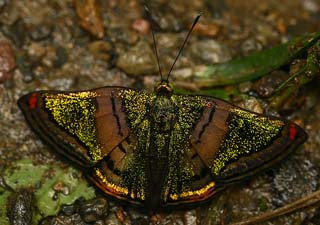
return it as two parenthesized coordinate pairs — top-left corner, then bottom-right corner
(94, 88), (130, 159)
(191, 98), (232, 169)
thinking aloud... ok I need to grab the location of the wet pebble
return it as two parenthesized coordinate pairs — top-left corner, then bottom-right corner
(6, 189), (33, 225)
(88, 40), (112, 61)
(29, 23), (53, 41)
(27, 42), (46, 60)
(53, 46), (68, 68)
(94, 220), (105, 225)
(192, 21), (220, 37)
(40, 45), (68, 69)
(103, 210), (122, 225)
(116, 39), (158, 76)
(252, 70), (288, 97)
(107, 27), (139, 45)
(0, 40), (16, 83)
(240, 38), (263, 55)
(74, 0), (104, 39)
(272, 158), (318, 207)
(0, 0), (7, 11)
(303, 0), (320, 13)
(61, 204), (77, 216)
(15, 51), (36, 83)
(151, 11), (183, 31)
(53, 181), (70, 195)
(132, 18), (150, 35)
(238, 81), (253, 93)
(1, 19), (26, 47)
(237, 96), (264, 114)
(190, 39), (232, 64)
(40, 214), (85, 225)
(78, 197), (109, 223)
(132, 217), (149, 225)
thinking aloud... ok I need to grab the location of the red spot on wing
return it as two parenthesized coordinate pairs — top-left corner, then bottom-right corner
(289, 124), (297, 140)
(28, 93), (38, 109)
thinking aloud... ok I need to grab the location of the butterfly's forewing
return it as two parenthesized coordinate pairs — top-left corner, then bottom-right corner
(17, 87), (131, 167)
(191, 96), (307, 184)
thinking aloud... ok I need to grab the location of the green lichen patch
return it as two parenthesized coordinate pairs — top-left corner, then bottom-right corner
(2, 159), (96, 224)
(0, 187), (11, 225)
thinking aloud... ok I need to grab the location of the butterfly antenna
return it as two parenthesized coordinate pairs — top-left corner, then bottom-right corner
(144, 5), (164, 82)
(166, 13), (201, 82)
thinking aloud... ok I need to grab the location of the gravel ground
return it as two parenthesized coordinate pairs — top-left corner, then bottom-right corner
(0, 1), (319, 224)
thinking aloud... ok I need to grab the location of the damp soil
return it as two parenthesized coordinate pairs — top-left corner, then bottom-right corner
(0, 0), (320, 224)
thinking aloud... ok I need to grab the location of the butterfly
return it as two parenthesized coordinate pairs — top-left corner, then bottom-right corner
(17, 10), (307, 212)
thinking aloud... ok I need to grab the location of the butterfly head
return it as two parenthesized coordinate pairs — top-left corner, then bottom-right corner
(154, 81), (174, 96)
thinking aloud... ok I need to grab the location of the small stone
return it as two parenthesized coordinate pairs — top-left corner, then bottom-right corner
(53, 181), (70, 195)
(0, 41), (16, 83)
(190, 39), (232, 64)
(88, 41), (112, 61)
(74, 0), (104, 39)
(132, 18), (150, 35)
(3, 78), (15, 88)
(116, 39), (158, 76)
(29, 24), (53, 41)
(61, 204), (76, 216)
(0, 0), (7, 12)
(28, 42), (46, 60)
(6, 189), (33, 225)
(53, 46), (68, 68)
(21, 70), (35, 83)
(41, 46), (68, 69)
(115, 208), (126, 223)
(238, 81), (253, 93)
(107, 28), (139, 45)
(241, 38), (263, 56)
(277, 18), (286, 34)
(40, 214), (85, 225)
(78, 197), (108, 223)
(252, 70), (288, 97)
(238, 96), (264, 114)
(132, 217), (149, 225)
(1, 19), (26, 47)
(192, 21), (220, 37)
(94, 220), (105, 225)
(15, 52), (35, 83)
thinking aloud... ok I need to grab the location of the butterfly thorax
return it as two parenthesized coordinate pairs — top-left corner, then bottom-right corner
(151, 96), (177, 132)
